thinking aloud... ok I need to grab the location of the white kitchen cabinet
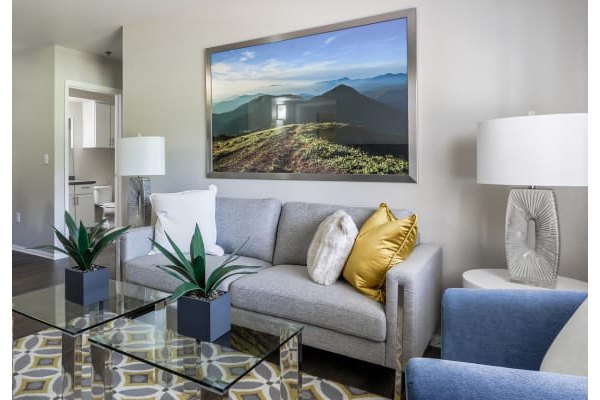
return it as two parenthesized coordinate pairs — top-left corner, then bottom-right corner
(68, 184), (96, 227)
(82, 101), (114, 148)
(76, 193), (95, 227)
(69, 192), (76, 217)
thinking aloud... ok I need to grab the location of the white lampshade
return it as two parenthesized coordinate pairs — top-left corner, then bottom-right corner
(118, 136), (165, 176)
(477, 113), (587, 187)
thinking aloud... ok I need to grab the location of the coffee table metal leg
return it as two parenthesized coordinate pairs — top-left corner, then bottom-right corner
(61, 332), (82, 400)
(155, 369), (175, 392)
(181, 339), (198, 397)
(198, 387), (228, 399)
(279, 332), (302, 400)
(154, 298), (168, 312)
(91, 343), (112, 400)
(149, 315), (174, 391)
(182, 385), (226, 400)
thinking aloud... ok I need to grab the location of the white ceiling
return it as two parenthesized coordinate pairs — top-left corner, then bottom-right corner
(13, 0), (199, 59)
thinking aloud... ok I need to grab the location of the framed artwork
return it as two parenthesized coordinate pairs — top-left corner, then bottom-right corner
(205, 8), (417, 182)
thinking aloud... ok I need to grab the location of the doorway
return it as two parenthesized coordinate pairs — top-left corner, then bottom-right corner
(64, 82), (122, 232)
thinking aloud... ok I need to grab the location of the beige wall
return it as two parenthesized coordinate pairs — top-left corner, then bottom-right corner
(12, 45), (122, 250)
(53, 46), (122, 242)
(122, 0), (588, 286)
(12, 47), (55, 247)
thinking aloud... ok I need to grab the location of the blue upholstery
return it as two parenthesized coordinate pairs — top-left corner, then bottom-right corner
(442, 288), (587, 370)
(406, 358), (587, 400)
(406, 289), (588, 400)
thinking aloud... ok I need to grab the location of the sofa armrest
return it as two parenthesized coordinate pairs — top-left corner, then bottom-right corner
(442, 288), (587, 370)
(385, 244), (442, 368)
(406, 358), (587, 400)
(120, 226), (154, 264)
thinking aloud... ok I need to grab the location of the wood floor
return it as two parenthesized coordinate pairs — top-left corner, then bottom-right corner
(12, 249), (439, 398)
(12, 245), (117, 338)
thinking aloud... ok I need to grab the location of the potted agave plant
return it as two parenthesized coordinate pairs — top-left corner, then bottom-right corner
(37, 211), (130, 305)
(151, 224), (259, 342)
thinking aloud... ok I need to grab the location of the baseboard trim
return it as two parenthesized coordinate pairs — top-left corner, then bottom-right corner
(12, 245), (68, 260)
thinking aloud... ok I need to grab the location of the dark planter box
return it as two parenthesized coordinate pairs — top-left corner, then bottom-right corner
(177, 291), (231, 342)
(64, 266), (110, 305)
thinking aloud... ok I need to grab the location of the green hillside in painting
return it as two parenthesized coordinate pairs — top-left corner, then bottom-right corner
(212, 122), (408, 175)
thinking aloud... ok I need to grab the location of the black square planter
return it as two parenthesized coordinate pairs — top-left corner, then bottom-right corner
(177, 292), (231, 342)
(64, 266), (110, 305)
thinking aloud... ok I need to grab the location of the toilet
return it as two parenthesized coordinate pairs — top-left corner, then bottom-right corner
(93, 185), (115, 228)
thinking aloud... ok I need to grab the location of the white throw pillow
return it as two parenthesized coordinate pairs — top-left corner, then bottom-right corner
(540, 298), (587, 376)
(307, 210), (358, 286)
(150, 185), (224, 256)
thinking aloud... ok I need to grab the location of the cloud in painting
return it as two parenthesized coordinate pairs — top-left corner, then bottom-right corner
(213, 58), (343, 81)
(212, 62), (233, 74)
(211, 58), (404, 102)
(213, 58), (401, 82)
(239, 50), (256, 62)
(210, 18), (408, 101)
(324, 35), (337, 45)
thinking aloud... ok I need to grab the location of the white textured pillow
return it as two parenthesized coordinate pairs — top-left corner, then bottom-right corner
(150, 185), (224, 256)
(540, 298), (587, 376)
(307, 210), (358, 286)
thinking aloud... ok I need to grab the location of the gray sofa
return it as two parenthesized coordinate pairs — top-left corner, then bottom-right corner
(121, 198), (442, 372)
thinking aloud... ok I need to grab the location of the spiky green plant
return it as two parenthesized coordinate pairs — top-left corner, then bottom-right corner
(150, 224), (259, 301)
(36, 211), (130, 272)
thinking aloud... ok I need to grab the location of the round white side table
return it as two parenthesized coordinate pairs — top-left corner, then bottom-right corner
(462, 268), (588, 291)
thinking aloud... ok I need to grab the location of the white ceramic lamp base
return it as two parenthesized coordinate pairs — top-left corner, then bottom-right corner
(505, 188), (560, 288)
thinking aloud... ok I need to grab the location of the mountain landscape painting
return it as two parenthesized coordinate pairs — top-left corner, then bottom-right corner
(206, 11), (415, 180)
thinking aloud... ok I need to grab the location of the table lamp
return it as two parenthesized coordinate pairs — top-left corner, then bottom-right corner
(477, 113), (587, 287)
(118, 135), (165, 226)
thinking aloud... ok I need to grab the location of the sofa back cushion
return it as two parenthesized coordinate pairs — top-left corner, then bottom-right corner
(273, 202), (416, 266)
(216, 197), (282, 263)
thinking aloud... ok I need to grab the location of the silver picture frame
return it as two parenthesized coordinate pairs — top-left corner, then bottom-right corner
(205, 8), (418, 182)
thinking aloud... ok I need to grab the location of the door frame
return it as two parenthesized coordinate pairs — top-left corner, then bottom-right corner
(62, 80), (123, 235)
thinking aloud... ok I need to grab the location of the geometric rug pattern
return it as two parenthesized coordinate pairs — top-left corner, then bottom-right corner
(13, 328), (388, 400)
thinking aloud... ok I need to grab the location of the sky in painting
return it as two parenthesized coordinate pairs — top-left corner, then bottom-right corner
(210, 18), (408, 102)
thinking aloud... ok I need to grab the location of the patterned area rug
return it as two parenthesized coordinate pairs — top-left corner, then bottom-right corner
(13, 328), (388, 400)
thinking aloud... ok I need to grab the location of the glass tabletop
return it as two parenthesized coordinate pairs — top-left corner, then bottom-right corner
(89, 302), (303, 393)
(12, 280), (170, 335)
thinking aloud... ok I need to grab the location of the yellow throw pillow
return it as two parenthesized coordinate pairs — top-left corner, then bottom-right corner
(342, 203), (418, 303)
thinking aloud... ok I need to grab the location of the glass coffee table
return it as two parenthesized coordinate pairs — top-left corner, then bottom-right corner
(89, 302), (303, 400)
(12, 280), (170, 399)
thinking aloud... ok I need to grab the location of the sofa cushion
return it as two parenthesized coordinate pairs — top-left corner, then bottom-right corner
(150, 186), (223, 256)
(273, 202), (415, 266)
(125, 254), (271, 293)
(216, 198), (282, 263)
(307, 210), (358, 285)
(230, 264), (387, 342)
(343, 204), (418, 303)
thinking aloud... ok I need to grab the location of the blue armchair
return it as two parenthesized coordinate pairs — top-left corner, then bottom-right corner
(406, 289), (587, 400)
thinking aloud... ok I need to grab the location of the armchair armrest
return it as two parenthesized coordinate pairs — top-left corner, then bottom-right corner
(442, 288), (587, 370)
(120, 226), (154, 264)
(385, 244), (442, 368)
(406, 358), (587, 400)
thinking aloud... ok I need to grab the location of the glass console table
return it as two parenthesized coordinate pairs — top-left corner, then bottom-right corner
(12, 280), (170, 399)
